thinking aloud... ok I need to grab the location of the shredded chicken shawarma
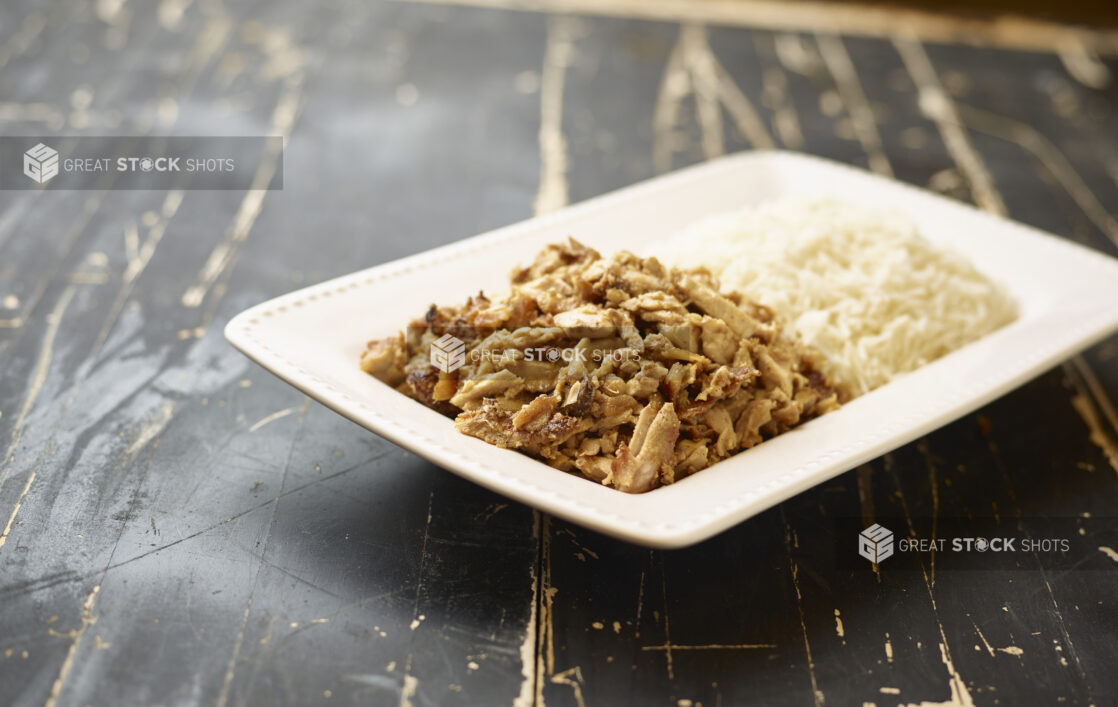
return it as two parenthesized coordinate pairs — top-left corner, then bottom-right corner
(361, 239), (843, 493)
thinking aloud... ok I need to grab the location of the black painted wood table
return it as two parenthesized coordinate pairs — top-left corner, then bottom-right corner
(2, 1), (1117, 705)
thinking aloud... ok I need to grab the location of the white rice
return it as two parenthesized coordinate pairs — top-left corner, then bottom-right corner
(648, 198), (1017, 396)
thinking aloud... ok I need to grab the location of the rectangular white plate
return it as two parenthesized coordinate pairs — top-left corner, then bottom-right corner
(226, 151), (1118, 548)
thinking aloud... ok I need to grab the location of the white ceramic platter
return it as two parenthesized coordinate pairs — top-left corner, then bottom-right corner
(226, 151), (1118, 548)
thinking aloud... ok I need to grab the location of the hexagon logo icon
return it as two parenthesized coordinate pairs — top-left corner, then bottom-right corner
(430, 333), (466, 373)
(859, 523), (894, 563)
(24, 143), (59, 184)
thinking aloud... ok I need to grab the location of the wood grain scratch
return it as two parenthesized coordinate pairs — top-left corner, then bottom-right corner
(703, 39), (774, 150)
(659, 558), (674, 681)
(1070, 392), (1118, 474)
(970, 615), (995, 657)
(755, 45), (804, 149)
(894, 37), (1006, 216)
(855, 464), (875, 528)
(917, 440), (940, 588)
(788, 558), (822, 706)
(782, 507), (823, 707)
(1057, 40), (1112, 89)
(641, 642), (776, 651)
(0, 285), (76, 501)
(634, 562), (646, 639)
(123, 404), (175, 459)
(124, 190), (183, 284)
(887, 456), (976, 707)
(534, 16), (576, 216)
(682, 25), (725, 160)
(896, 642), (976, 707)
(653, 24), (773, 170)
(182, 71), (305, 308)
(43, 585), (101, 707)
(816, 33), (892, 176)
(0, 471), (35, 551)
(216, 603), (253, 707)
(400, 488), (436, 707)
(399, 674), (418, 707)
(513, 511), (539, 707)
(248, 407), (296, 433)
(652, 28), (690, 172)
(550, 666), (587, 707)
(534, 514), (556, 705)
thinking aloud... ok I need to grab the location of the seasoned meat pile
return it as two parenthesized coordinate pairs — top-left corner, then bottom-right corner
(361, 239), (843, 493)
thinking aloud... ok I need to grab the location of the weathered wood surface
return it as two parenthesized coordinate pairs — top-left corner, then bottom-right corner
(1, 1), (1116, 706)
